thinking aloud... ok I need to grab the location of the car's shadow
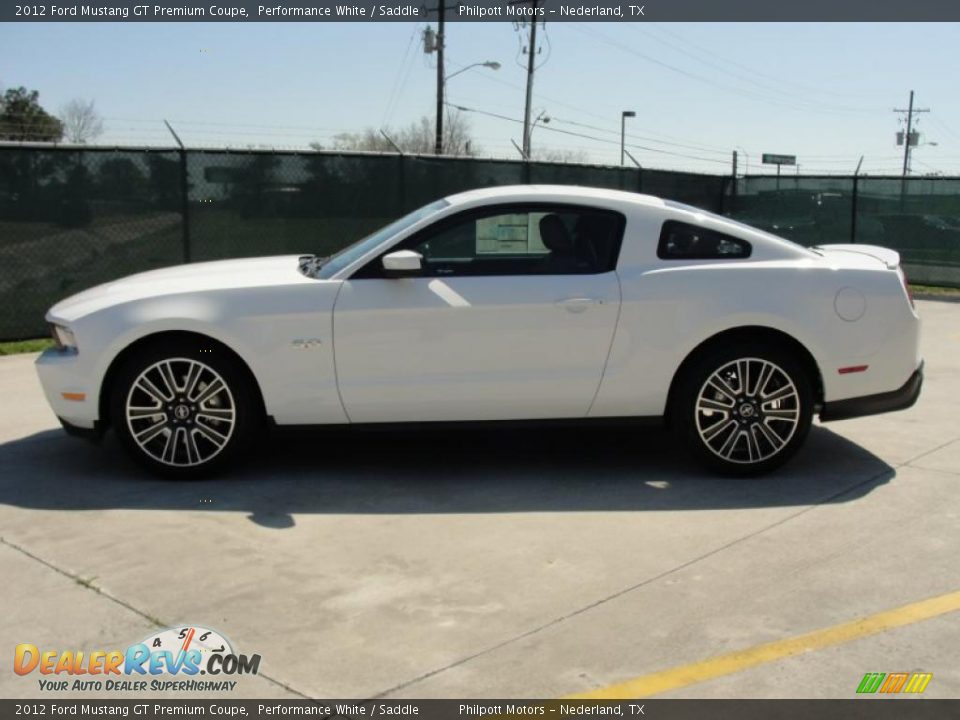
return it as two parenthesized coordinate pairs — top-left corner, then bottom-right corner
(0, 422), (894, 528)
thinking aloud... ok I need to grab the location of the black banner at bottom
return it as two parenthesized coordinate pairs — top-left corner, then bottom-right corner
(1, 700), (957, 720)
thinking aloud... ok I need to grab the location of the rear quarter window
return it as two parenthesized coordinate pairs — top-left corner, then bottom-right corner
(657, 220), (752, 260)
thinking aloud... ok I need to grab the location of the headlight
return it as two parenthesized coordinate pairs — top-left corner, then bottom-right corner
(50, 324), (77, 351)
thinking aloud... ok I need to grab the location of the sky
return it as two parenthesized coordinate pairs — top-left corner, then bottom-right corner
(2, 21), (960, 175)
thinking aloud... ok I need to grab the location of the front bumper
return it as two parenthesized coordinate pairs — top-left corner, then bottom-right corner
(35, 347), (100, 430)
(820, 361), (923, 422)
(59, 417), (105, 442)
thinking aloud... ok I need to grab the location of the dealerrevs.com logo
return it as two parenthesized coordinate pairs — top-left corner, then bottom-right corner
(14, 625), (261, 693)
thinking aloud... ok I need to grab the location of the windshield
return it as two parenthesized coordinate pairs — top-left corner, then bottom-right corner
(315, 198), (450, 279)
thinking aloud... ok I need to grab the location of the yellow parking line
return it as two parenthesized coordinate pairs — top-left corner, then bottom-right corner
(567, 588), (960, 699)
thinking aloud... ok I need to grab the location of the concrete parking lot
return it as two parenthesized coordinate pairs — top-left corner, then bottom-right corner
(1, 299), (958, 700)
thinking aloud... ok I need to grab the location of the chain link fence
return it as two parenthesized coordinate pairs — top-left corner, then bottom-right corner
(0, 147), (184, 341)
(728, 175), (960, 287)
(1, 145), (957, 340)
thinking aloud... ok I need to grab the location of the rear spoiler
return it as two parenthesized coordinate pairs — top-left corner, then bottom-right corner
(813, 244), (901, 269)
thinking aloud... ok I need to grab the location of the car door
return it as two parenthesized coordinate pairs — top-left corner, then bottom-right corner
(332, 203), (625, 423)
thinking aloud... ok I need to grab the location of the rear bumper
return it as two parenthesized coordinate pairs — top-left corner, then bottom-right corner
(820, 361), (923, 422)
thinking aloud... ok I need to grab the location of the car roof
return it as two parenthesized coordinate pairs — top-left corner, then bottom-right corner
(444, 184), (667, 209)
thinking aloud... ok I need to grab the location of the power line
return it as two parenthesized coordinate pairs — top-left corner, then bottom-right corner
(447, 102), (730, 166)
(380, 22), (422, 128)
(546, 115), (732, 156)
(568, 24), (882, 117)
(444, 56), (738, 156)
(913, 159), (943, 175)
(106, 118), (354, 133)
(929, 117), (960, 142)
(640, 23), (881, 107)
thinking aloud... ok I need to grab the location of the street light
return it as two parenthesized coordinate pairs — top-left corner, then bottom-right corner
(437, 61), (500, 155)
(621, 110), (635, 166)
(526, 109), (550, 159)
(445, 61), (501, 84)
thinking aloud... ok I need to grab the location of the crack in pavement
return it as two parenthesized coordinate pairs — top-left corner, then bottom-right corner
(904, 436), (960, 472)
(0, 535), (311, 700)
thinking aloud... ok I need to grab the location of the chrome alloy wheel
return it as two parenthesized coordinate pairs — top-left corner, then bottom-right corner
(694, 357), (801, 465)
(125, 358), (236, 467)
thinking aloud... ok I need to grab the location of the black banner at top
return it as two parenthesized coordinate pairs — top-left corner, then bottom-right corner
(1, 700), (959, 719)
(2, 0), (958, 22)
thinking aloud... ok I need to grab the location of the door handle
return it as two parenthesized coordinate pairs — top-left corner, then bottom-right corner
(555, 297), (602, 313)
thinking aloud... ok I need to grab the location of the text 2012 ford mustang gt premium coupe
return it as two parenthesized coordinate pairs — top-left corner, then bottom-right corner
(36, 186), (922, 477)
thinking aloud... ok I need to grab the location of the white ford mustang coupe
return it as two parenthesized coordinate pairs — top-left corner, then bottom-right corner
(36, 186), (922, 477)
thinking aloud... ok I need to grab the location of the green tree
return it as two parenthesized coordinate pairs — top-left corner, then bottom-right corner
(0, 86), (64, 142)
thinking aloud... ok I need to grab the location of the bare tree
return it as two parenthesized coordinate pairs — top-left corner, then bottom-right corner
(534, 147), (590, 164)
(324, 111), (477, 156)
(59, 98), (104, 144)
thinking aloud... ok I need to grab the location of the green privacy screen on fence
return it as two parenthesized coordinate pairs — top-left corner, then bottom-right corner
(730, 175), (960, 286)
(1, 145), (958, 340)
(0, 148), (184, 341)
(855, 177), (960, 286)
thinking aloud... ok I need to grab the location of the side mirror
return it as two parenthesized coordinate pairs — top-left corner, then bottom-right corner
(382, 250), (423, 278)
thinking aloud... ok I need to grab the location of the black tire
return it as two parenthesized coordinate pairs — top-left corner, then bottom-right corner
(672, 342), (814, 476)
(109, 338), (260, 478)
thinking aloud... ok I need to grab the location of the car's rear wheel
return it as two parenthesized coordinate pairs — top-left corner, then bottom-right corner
(673, 344), (813, 475)
(110, 340), (258, 478)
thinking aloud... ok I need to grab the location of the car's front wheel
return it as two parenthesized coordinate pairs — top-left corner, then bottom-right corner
(110, 340), (259, 478)
(673, 344), (814, 475)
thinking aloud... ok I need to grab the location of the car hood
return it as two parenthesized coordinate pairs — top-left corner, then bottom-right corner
(48, 255), (315, 323)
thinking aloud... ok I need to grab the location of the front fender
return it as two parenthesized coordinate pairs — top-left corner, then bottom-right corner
(59, 282), (348, 428)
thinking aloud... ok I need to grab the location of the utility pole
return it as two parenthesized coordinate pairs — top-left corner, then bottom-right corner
(730, 150), (739, 206)
(893, 90), (930, 177)
(521, 7), (538, 159)
(434, 5), (445, 155)
(900, 90), (914, 177)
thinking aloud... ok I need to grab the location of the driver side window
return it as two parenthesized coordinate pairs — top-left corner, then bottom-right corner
(415, 211), (549, 276)
(356, 206), (624, 278)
